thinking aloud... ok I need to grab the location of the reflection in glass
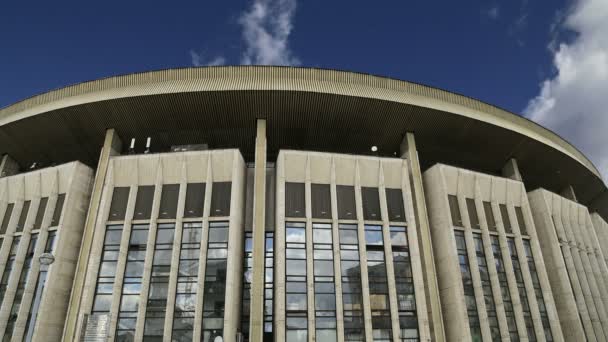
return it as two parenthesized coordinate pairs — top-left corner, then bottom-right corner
(365, 225), (391, 341)
(391, 226), (418, 342)
(92, 225), (123, 324)
(313, 223), (336, 342)
(473, 233), (499, 342)
(202, 221), (229, 342)
(339, 224), (364, 341)
(523, 239), (553, 341)
(491, 235), (519, 341)
(508, 238), (536, 341)
(286, 222), (307, 341)
(454, 231), (481, 342)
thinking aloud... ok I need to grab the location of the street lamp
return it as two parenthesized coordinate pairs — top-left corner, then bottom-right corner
(38, 253), (55, 269)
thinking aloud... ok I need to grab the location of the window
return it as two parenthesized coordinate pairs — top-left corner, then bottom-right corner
(483, 202), (496, 232)
(365, 225), (391, 341)
(108, 188), (129, 221)
(144, 223), (175, 341)
(241, 232), (253, 341)
(285, 222), (307, 342)
(508, 238), (536, 341)
(523, 240), (553, 341)
(491, 236), (519, 341)
(172, 222), (202, 341)
(50, 194), (65, 227)
(339, 224), (364, 341)
(202, 222), (229, 342)
(515, 207), (528, 236)
(362, 188), (381, 221)
(391, 226), (418, 342)
(454, 231), (481, 341)
(286, 183), (305, 218)
(0, 237), (21, 304)
(313, 223), (336, 342)
(184, 183), (205, 218)
(386, 189), (406, 222)
(0, 203), (14, 235)
(466, 199), (480, 230)
(133, 186), (154, 220)
(500, 205), (512, 234)
(33, 198), (48, 230)
(311, 184), (331, 219)
(159, 184), (179, 219)
(116, 224), (149, 342)
(210, 182), (232, 217)
(92, 226), (123, 317)
(264, 232), (274, 339)
(448, 195), (462, 227)
(473, 234), (500, 342)
(337, 186), (356, 220)
(3, 234), (37, 340)
(15, 200), (31, 233)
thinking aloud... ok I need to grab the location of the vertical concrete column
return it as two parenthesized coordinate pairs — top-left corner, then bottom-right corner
(587, 215), (608, 315)
(134, 163), (163, 341)
(455, 173), (492, 342)
(249, 120), (267, 342)
(591, 213), (608, 263)
(274, 153), (286, 342)
(501, 159), (522, 182)
(560, 199), (605, 340)
(474, 180), (510, 342)
(527, 190), (585, 341)
(401, 161), (430, 341)
(520, 194), (564, 342)
(399, 133), (445, 342)
(330, 157), (346, 342)
(507, 201), (545, 340)
(377, 163), (402, 342)
(192, 159), (212, 342)
(64, 129), (122, 342)
(0, 154), (19, 178)
(304, 157), (316, 342)
(354, 161), (374, 342)
(551, 196), (597, 341)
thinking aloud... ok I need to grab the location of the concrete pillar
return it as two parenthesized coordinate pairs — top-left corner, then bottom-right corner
(399, 132), (445, 342)
(63, 128), (122, 342)
(501, 159), (522, 182)
(274, 153), (286, 342)
(305, 157), (316, 342)
(249, 120), (267, 342)
(329, 158), (346, 342)
(0, 154), (19, 178)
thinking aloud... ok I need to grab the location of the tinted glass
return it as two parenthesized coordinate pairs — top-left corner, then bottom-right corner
(361, 187), (381, 221)
(159, 184), (179, 219)
(448, 195), (462, 227)
(51, 194), (66, 226)
(386, 188), (406, 222)
(337, 185), (356, 220)
(0, 204), (14, 235)
(210, 182), (231, 217)
(15, 200), (31, 232)
(33, 198), (48, 230)
(184, 183), (205, 218)
(133, 186), (154, 220)
(311, 184), (331, 219)
(286, 182), (305, 218)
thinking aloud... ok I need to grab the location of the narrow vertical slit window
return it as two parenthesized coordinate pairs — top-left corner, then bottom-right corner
(311, 184), (332, 219)
(108, 188), (129, 221)
(483, 202), (496, 232)
(50, 194), (65, 227)
(3, 234), (37, 340)
(508, 238), (536, 341)
(133, 186), (154, 220)
(454, 231), (481, 341)
(285, 222), (307, 342)
(362, 188), (381, 221)
(391, 226), (418, 341)
(466, 199), (480, 230)
(172, 222), (202, 341)
(337, 186), (357, 220)
(386, 189), (406, 222)
(523, 239), (553, 341)
(491, 235), (519, 341)
(448, 195), (462, 227)
(15, 200), (31, 233)
(201, 221), (229, 341)
(264, 232), (275, 339)
(143, 223), (175, 340)
(158, 184), (179, 219)
(116, 224), (149, 341)
(365, 225), (391, 341)
(473, 233), (500, 342)
(210, 182), (232, 217)
(0, 203), (14, 235)
(339, 224), (364, 341)
(500, 205), (512, 234)
(33, 198), (48, 230)
(313, 223), (336, 342)
(285, 183), (305, 218)
(184, 183), (205, 218)
(0, 237), (21, 304)
(241, 232), (253, 341)
(515, 207), (528, 236)
(91, 226), (124, 320)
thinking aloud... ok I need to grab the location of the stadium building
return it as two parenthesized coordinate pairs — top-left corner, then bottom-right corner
(0, 66), (607, 342)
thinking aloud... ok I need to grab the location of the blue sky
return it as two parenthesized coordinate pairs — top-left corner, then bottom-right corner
(1, 0), (607, 176)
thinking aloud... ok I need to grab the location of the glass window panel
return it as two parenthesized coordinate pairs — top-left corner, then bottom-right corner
(210, 182), (232, 217)
(448, 195), (462, 226)
(312, 184), (332, 219)
(15, 200), (31, 232)
(286, 182), (305, 217)
(365, 230), (383, 246)
(158, 184), (179, 219)
(108, 188), (129, 221)
(314, 260), (334, 276)
(133, 186), (154, 220)
(314, 229), (332, 244)
(287, 260), (307, 276)
(286, 227), (306, 243)
(466, 198), (480, 229)
(286, 294), (307, 311)
(33, 197), (48, 230)
(362, 187), (381, 220)
(484, 202), (496, 231)
(337, 185), (357, 219)
(0, 203), (14, 235)
(500, 204), (512, 233)
(52, 194), (67, 226)
(386, 188), (406, 222)
(515, 207), (528, 235)
(184, 183), (205, 218)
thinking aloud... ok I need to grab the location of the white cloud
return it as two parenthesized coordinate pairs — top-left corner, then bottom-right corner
(524, 0), (608, 179)
(239, 0), (299, 65)
(190, 50), (226, 67)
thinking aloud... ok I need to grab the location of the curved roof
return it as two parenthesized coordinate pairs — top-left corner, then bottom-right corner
(0, 66), (606, 215)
